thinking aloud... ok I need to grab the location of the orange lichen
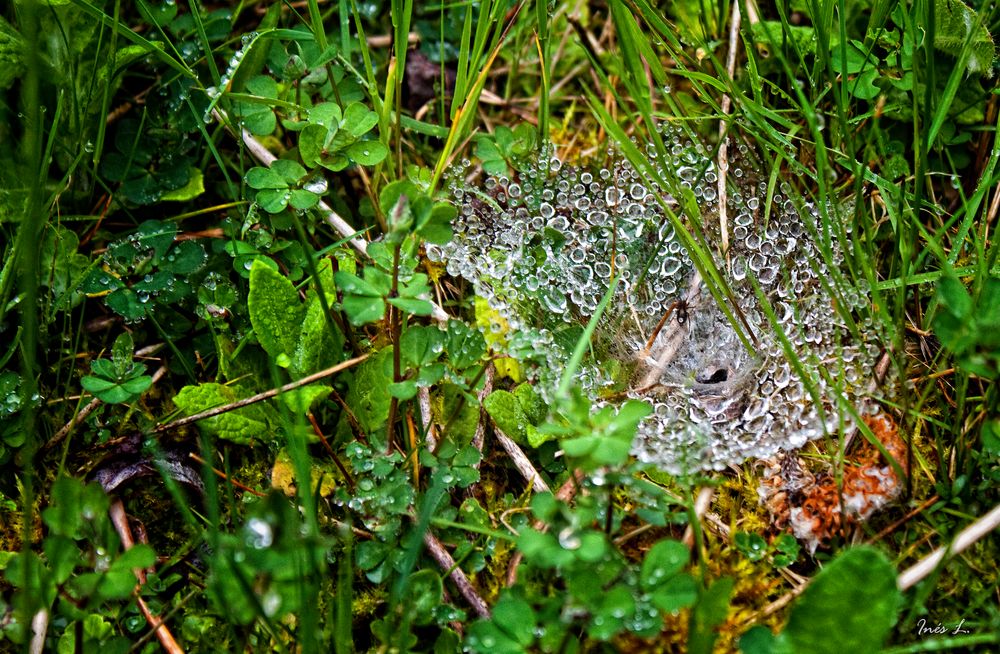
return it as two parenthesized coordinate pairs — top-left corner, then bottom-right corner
(758, 413), (908, 554)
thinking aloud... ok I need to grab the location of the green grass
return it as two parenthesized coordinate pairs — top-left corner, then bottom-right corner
(0, 0), (998, 652)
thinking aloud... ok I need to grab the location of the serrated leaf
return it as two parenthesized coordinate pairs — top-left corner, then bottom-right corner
(484, 390), (528, 444)
(248, 260), (305, 359)
(344, 349), (393, 431)
(291, 294), (344, 376)
(934, 0), (996, 76)
(173, 383), (269, 444)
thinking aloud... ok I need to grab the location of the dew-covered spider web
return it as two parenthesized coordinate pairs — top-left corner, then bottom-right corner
(432, 126), (888, 474)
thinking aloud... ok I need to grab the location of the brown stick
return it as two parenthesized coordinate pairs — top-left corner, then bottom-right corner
(422, 531), (491, 618)
(492, 425), (550, 494)
(717, 0), (742, 257)
(154, 354), (369, 434)
(108, 499), (185, 654)
(897, 501), (1000, 591)
(470, 364), (495, 465)
(188, 452), (265, 498)
(506, 470), (583, 586)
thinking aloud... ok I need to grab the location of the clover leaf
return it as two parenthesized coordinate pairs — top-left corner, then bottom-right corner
(230, 75), (279, 136)
(299, 101), (387, 171)
(245, 159), (321, 213)
(80, 333), (152, 404)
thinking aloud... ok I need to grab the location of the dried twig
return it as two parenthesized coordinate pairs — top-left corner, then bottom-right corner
(506, 470), (583, 586)
(682, 486), (716, 550)
(28, 610), (47, 654)
(418, 387), (437, 449)
(109, 499), (185, 654)
(422, 531), (491, 618)
(188, 452), (265, 498)
(897, 501), (1000, 591)
(470, 364), (495, 463)
(717, 1), (742, 257)
(492, 425), (550, 494)
(154, 354), (369, 434)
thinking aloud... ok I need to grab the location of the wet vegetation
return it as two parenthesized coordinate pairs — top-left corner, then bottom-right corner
(1, 0), (999, 652)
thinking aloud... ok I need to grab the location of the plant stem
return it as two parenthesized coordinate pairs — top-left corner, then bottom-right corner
(386, 242), (403, 454)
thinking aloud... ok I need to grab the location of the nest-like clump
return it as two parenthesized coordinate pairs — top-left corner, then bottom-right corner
(434, 127), (887, 475)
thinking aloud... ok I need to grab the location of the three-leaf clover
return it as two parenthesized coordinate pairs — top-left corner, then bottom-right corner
(474, 124), (537, 175)
(299, 101), (387, 171)
(80, 333), (152, 404)
(245, 159), (323, 213)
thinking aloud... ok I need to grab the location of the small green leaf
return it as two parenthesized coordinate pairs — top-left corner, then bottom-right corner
(256, 188), (290, 213)
(379, 179), (419, 217)
(401, 325), (444, 367)
(491, 590), (536, 646)
(112, 544), (157, 572)
(309, 102), (343, 128)
(388, 380), (418, 400)
(271, 159), (307, 184)
(784, 547), (901, 654)
(386, 296), (433, 315)
(346, 140), (388, 165)
(342, 295), (385, 325)
(160, 240), (207, 275)
(483, 390), (529, 444)
(650, 573), (698, 613)
(343, 102), (379, 136)
(291, 294), (344, 376)
(640, 539), (689, 590)
(246, 166), (285, 190)
(343, 349), (393, 431)
(289, 188), (320, 210)
(334, 271), (384, 297)
(160, 167), (206, 201)
(248, 260), (305, 359)
(277, 384), (332, 414)
(44, 535), (79, 585)
(299, 123), (332, 168)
